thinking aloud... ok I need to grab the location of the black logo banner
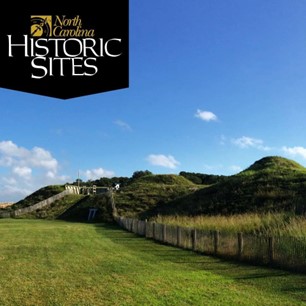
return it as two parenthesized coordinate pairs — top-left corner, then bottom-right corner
(0, 2), (129, 99)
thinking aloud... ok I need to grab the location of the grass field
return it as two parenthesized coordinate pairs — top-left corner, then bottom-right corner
(155, 213), (306, 237)
(0, 220), (306, 305)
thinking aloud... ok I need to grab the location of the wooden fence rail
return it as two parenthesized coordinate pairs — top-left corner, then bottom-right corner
(115, 216), (306, 273)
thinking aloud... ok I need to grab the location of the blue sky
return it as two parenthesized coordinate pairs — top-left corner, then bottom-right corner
(2, 0), (306, 201)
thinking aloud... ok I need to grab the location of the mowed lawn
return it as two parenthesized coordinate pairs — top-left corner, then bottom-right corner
(0, 220), (306, 306)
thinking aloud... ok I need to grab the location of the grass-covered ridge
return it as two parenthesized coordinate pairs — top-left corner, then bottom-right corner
(11, 185), (65, 210)
(18, 194), (84, 220)
(151, 156), (306, 217)
(13, 193), (114, 222)
(58, 195), (114, 222)
(114, 174), (199, 217)
(239, 156), (306, 176)
(2, 184), (113, 222)
(4, 156), (306, 221)
(134, 173), (198, 186)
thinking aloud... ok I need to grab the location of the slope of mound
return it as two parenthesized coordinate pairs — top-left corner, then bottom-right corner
(11, 185), (65, 210)
(149, 157), (306, 217)
(239, 156), (306, 176)
(16, 192), (114, 222)
(114, 174), (199, 217)
(59, 194), (114, 222)
(18, 194), (84, 220)
(135, 174), (196, 186)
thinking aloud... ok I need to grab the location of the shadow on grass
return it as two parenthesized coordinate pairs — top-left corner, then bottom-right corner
(93, 222), (306, 299)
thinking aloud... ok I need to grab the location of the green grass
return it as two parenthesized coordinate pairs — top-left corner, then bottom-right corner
(59, 194), (114, 222)
(0, 219), (306, 305)
(19, 195), (85, 220)
(10, 192), (113, 222)
(152, 156), (306, 217)
(6, 156), (306, 223)
(10, 185), (66, 211)
(239, 156), (306, 175)
(155, 213), (306, 237)
(115, 174), (199, 217)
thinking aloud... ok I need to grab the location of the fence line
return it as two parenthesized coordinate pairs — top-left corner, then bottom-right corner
(0, 211), (11, 218)
(115, 216), (306, 273)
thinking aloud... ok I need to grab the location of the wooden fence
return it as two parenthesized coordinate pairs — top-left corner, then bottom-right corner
(115, 216), (306, 273)
(0, 211), (11, 218)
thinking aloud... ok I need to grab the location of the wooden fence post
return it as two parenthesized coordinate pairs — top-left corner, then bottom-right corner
(134, 219), (137, 233)
(177, 226), (181, 247)
(238, 232), (243, 260)
(136, 220), (139, 235)
(153, 222), (156, 240)
(268, 236), (274, 264)
(192, 229), (197, 251)
(214, 230), (219, 255)
(130, 219), (133, 232)
(144, 220), (148, 238)
(162, 224), (167, 243)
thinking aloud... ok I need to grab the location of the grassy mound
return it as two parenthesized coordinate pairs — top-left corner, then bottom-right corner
(150, 157), (306, 216)
(239, 156), (306, 176)
(59, 194), (114, 222)
(114, 174), (199, 217)
(18, 193), (114, 222)
(2, 181), (113, 222)
(18, 194), (84, 220)
(6, 156), (306, 221)
(11, 185), (65, 210)
(136, 174), (197, 185)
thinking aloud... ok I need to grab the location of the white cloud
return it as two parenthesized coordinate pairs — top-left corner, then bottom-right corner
(81, 168), (115, 180)
(147, 154), (180, 169)
(0, 141), (58, 172)
(46, 171), (56, 179)
(114, 119), (132, 131)
(0, 156), (13, 167)
(29, 147), (58, 171)
(282, 146), (306, 159)
(0, 185), (33, 200)
(0, 140), (69, 202)
(232, 136), (271, 151)
(2, 177), (17, 185)
(195, 109), (217, 122)
(0, 140), (28, 158)
(12, 166), (32, 179)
